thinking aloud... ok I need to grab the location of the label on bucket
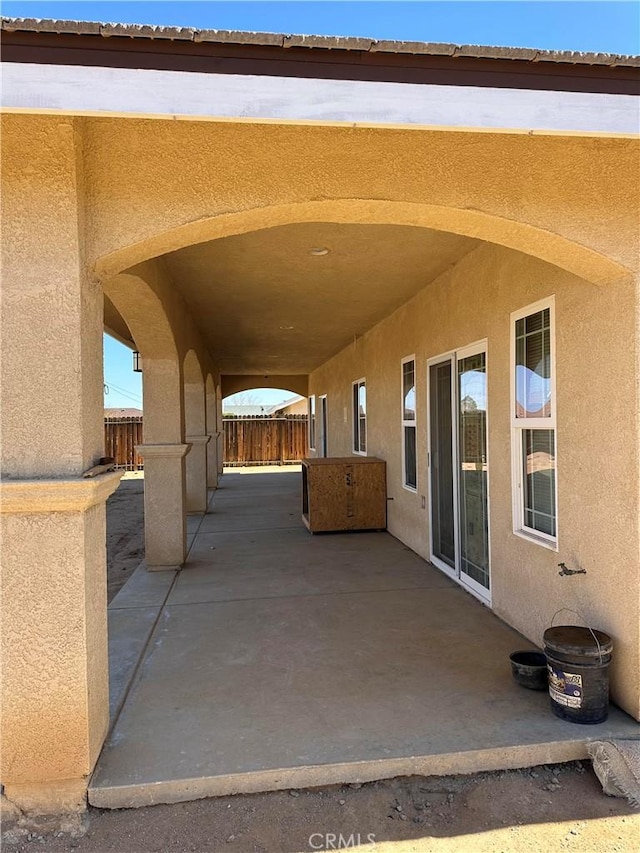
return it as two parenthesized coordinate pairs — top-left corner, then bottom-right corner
(548, 664), (583, 708)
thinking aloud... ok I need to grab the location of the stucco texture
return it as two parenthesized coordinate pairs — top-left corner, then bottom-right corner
(80, 119), (638, 281)
(0, 115), (104, 479)
(309, 243), (640, 719)
(1, 501), (110, 792)
(1, 109), (639, 817)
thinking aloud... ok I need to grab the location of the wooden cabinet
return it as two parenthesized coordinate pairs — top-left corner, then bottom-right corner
(302, 457), (387, 533)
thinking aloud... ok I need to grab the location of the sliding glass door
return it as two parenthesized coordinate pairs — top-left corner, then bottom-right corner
(428, 344), (490, 602)
(429, 359), (457, 570)
(457, 348), (490, 596)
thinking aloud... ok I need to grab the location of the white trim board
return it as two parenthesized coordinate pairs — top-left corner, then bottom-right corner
(2, 62), (638, 136)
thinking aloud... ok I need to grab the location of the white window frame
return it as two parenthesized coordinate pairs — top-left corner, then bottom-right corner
(352, 378), (367, 456)
(308, 394), (316, 451)
(510, 296), (558, 550)
(401, 354), (417, 492)
(319, 394), (328, 457)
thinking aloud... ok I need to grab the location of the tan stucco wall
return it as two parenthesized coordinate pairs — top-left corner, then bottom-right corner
(0, 473), (121, 810)
(0, 116), (119, 810)
(1, 110), (638, 816)
(309, 243), (640, 720)
(1, 503), (108, 777)
(1, 115), (104, 479)
(79, 119), (638, 282)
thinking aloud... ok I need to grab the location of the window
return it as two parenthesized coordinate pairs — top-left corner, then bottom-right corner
(308, 395), (316, 450)
(511, 298), (557, 546)
(401, 356), (417, 490)
(352, 379), (366, 454)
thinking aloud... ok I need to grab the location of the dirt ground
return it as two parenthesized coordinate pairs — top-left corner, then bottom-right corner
(106, 475), (145, 603)
(4, 764), (638, 852)
(3, 477), (638, 852)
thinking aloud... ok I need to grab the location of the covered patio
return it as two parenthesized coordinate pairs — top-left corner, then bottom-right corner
(3, 18), (639, 818)
(92, 469), (637, 809)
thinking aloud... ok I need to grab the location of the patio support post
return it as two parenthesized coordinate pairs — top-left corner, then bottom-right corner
(0, 115), (118, 817)
(137, 357), (190, 569)
(205, 375), (219, 489)
(217, 384), (225, 476)
(183, 354), (208, 512)
(136, 442), (190, 567)
(185, 434), (210, 511)
(206, 431), (220, 487)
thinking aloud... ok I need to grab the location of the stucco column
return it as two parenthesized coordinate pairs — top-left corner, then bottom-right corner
(136, 444), (191, 568)
(185, 434), (210, 512)
(0, 115), (113, 815)
(205, 375), (219, 489)
(1, 475), (121, 816)
(217, 389), (225, 476)
(206, 431), (220, 488)
(217, 431), (225, 476)
(138, 357), (189, 570)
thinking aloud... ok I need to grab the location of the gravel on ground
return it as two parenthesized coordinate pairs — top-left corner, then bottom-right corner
(3, 764), (638, 852)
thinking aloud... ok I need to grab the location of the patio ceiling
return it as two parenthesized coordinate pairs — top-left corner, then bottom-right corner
(158, 223), (479, 375)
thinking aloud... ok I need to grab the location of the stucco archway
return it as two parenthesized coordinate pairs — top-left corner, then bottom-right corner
(105, 271), (190, 568)
(104, 271), (182, 444)
(95, 199), (630, 288)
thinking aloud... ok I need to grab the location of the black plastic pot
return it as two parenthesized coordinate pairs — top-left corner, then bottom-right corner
(509, 650), (548, 691)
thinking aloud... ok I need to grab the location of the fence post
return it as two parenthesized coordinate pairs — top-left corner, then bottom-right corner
(104, 416), (144, 470)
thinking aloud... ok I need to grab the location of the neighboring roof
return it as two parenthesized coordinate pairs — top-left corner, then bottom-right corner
(273, 395), (306, 410)
(223, 405), (273, 417)
(224, 396), (306, 417)
(104, 407), (143, 418)
(2, 17), (637, 67)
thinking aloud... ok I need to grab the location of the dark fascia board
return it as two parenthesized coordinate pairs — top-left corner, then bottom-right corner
(2, 17), (639, 95)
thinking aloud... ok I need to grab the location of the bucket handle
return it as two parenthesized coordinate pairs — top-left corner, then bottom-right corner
(550, 608), (604, 663)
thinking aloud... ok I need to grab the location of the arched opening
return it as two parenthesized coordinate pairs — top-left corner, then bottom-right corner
(104, 268), (191, 573)
(222, 387), (309, 468)
(104, 271), (182, 444)
(93, 203), (639, 799)
(95, 199), (630, 288)
(223, 387), (307, 415)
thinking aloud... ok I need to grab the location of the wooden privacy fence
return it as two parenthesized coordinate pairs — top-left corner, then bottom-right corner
(224, 415), (308, 466)
(104, 416), (144, 470)
(105, 414), (308, 469)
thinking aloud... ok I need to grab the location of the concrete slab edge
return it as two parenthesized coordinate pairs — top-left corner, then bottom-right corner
(108, 563), (177, 609)
(107, 606), (164, 724)
(89, 740), (591, 809)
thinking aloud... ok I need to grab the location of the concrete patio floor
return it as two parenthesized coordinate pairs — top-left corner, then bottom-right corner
(90, 469), (638, 809)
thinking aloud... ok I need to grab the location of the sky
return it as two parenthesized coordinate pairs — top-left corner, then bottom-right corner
(10, 1), (635, 407)
(103, 335), (144, 410)
(4, 1), (639, 54)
